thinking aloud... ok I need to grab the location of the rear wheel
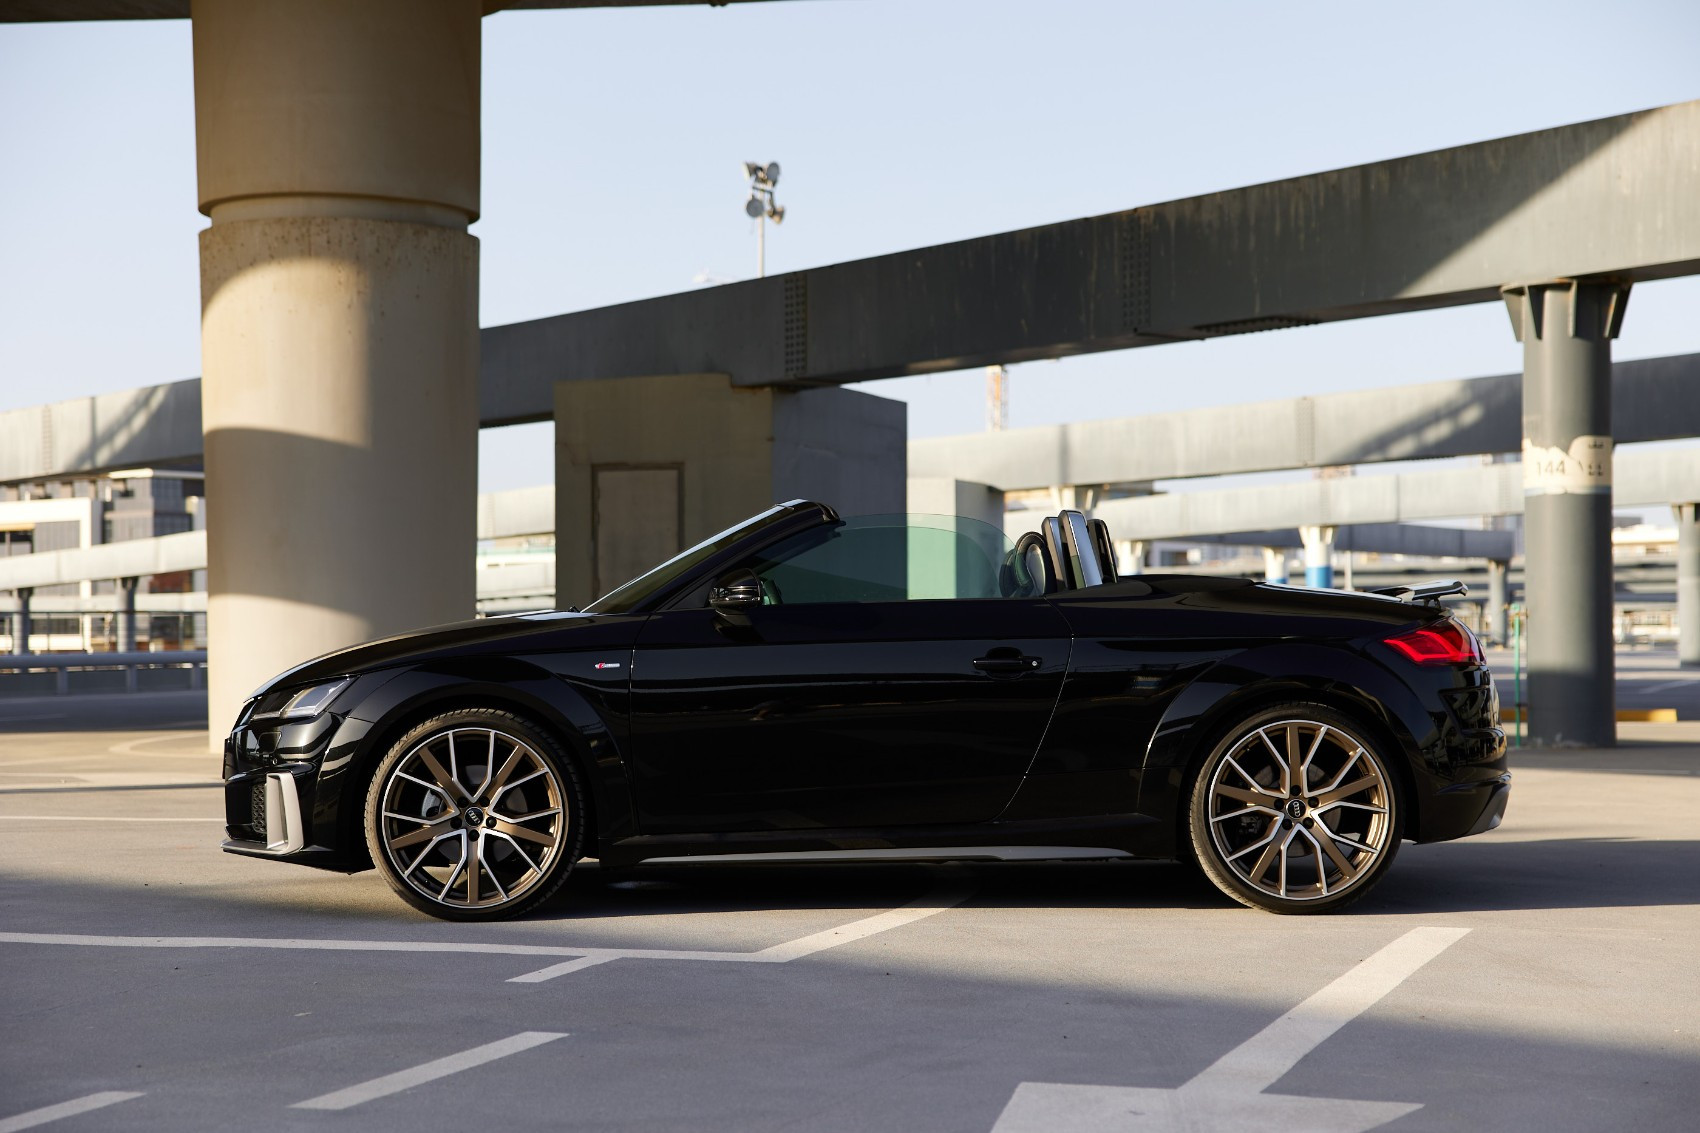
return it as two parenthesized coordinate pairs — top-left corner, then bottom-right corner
(364, 709), (583, 921)
(1188, 703), (1403, 913)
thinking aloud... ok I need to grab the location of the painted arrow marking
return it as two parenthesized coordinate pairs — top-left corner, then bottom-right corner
(991, 926), (1470, 1133)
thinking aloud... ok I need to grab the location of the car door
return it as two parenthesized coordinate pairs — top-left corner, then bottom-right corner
(626, 514), (1072, 834)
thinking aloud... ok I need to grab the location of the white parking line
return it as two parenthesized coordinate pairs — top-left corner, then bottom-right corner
(1189, 925), (1471, 1094)
(505, 953), (620, 983)
(992, 926), (1471, 1132)
(291, 1032), (567, 1110)
(106, 732), (209, 757)
(1637, 678), (1696, 695)
(0, 815), (225, 823)
(0, 883), (974, 984)
(0, 1092), (144, 1133)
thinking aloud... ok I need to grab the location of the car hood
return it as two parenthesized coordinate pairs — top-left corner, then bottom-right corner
(250, 610), (632, 697)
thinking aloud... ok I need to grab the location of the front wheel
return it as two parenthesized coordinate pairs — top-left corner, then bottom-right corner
(364, 709), (584, 921)
(1188, 703), (1403, 913)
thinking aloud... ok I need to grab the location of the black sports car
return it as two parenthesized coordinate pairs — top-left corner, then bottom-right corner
(221, 501), (1509, 920)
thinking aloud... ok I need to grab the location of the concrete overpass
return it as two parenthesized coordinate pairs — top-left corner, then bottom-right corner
(5, 0), (1699, 744)
(9, 352), (1699, 488)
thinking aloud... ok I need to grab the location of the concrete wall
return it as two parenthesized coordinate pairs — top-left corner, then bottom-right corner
(554, 374), (904, 607)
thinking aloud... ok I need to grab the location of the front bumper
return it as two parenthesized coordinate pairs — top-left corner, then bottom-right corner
(221, 706), (369, 870)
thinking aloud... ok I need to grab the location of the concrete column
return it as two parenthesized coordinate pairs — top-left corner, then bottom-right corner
(13, 588), (30, 654)
(194, 0), (481, 737)
(1262, 547), (1288, 584)
(1122, 540), (1147, 576)
(116, 576), (139, 654)
(1503, 279), (1629, 747)
(1299, 525), (1335, 588)
(1486, 559), (1510, 646)
(1677, 503), (1700, 668)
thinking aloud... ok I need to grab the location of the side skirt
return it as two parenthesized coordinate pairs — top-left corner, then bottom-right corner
(598, 813), (1165, 869)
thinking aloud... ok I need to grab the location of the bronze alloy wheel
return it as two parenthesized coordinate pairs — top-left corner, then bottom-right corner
(1189, 704), (1402, 913)
(365, 710), (582, 920)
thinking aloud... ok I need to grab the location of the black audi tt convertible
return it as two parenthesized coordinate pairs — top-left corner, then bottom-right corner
(221, 500), (1509, 920)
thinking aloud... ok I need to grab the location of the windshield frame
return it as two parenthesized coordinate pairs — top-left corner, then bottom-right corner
(581, 501), (833, 614)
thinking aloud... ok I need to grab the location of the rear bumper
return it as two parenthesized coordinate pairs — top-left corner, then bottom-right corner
(1416, 768), (1512, 843)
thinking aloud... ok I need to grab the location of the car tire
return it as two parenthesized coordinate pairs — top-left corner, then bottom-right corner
(364, 708), (585, 921)
(1187, 702), (1403, 914)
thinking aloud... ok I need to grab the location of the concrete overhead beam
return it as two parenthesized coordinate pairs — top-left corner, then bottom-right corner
(0, 593), (208, 615)
(0, 379), (203, 484)
(910, 353), (1700, 490)
(478, 101), (1700, 409)
(0, 1), (793, 21)
(0, 484), (554, 591)
(1167, 524), (1517, 560)
(1092, 447), (1700, 542)
(10, 351), (1697, 488)
(476, 484), (554, 540)
(0, 530), (205, 591)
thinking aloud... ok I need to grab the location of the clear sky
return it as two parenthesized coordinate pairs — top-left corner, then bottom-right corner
(2, 0), (1697, 496)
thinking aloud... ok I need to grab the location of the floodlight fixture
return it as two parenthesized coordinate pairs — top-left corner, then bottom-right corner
(742, 158), (786, 278)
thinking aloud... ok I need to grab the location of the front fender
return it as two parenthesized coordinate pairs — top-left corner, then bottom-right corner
(1135, 642), (1439, 855)
(320, 653), (636, 869)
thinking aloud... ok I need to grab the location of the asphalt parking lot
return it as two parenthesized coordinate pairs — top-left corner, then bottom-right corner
(2, 686), (1698, 1132)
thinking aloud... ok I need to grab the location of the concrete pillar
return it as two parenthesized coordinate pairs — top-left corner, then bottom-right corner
(116, 577), (139, 654)
(1486, 559), (1510, 646)
(1503, 279), (1629, 747)
(1299, 525), (1335, 588)
(556, 374), (906, 608)
(1122, 540), (1147, 576)
(1262, 547), (1288, 584)
(193, 0), (481, 737)
(1677, 503), (1699, 668)
(13, 588), (30, 655)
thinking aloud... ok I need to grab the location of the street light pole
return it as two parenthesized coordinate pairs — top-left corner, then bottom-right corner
(744, 161), (784, 280)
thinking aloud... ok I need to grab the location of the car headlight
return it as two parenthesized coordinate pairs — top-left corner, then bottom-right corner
(249, 677), (352, 724)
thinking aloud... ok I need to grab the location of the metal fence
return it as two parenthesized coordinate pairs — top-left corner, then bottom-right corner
(0, 650), (206, 696)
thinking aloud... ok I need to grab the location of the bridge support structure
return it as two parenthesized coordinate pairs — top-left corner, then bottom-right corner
(1505, 279), (1629, 746)
(193, 0), (482, 737)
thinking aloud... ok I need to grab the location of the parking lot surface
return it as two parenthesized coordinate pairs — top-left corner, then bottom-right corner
(2, 689), (1698, 1132)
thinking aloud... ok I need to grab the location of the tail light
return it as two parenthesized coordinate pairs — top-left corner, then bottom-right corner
(1385, 619), (1482, 666)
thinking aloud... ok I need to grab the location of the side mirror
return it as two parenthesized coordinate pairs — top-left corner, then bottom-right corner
(709, 569), (765, 626)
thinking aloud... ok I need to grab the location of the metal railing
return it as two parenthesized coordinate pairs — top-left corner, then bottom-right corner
(0, 650), (206, 695)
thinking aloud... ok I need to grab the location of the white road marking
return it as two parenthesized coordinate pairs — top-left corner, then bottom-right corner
(749, 886), (972, 962)
(508, 883), (973, 981)
(991, 926), (1470, 1133)
(291, 1031), (567, 1110)
(0, 1092), (144, 1132)
(0, 884), (975, 984)
(1636, 678), (1695, 695)
(506, 953), (620, 983)
(106, 731), (209, 757)
(0, 815), (225, 823)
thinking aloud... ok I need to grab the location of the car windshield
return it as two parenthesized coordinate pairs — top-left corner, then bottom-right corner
(733, 513), (1035, 603)
(582, 504), (804, 614)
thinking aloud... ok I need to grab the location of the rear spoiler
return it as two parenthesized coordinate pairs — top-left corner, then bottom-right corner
(1366, 579), (1468, 606)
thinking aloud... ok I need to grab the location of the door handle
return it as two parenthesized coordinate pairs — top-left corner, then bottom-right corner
(972, 653), (1042, 675)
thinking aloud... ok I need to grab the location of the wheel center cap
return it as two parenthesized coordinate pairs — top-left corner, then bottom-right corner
(1285, 798), (1306, 820)
(464, 806), (485, 827)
